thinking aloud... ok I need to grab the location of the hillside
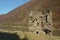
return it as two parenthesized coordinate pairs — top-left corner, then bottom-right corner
(0, 0), (60, 28)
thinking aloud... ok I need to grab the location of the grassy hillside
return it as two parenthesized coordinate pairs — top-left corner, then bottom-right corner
(0, 0), (60, 28)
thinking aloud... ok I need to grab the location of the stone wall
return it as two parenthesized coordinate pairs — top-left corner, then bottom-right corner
(28, 9), (52, 35)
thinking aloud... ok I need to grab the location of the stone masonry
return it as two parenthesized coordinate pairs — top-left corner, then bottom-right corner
(28, 9), (52, 35)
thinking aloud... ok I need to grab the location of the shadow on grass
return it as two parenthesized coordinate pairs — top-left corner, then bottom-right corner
(0, 32), (28, 40)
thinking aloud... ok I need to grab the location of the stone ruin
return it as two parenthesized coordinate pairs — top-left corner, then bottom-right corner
(28, 9), (53, 36)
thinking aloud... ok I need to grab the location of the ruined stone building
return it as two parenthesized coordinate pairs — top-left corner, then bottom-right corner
(28, 9), (52, 35)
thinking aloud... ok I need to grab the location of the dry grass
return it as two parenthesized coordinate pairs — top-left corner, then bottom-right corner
(16, 31), (60, 40)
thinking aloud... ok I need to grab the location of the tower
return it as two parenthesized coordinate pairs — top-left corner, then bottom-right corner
(42, 9), (52, 30)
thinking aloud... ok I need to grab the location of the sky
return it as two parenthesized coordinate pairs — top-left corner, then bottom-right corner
(0, 0), (30, 15)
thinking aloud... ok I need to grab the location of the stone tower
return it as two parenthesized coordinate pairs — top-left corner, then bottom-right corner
(28, 9), (52, 35)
